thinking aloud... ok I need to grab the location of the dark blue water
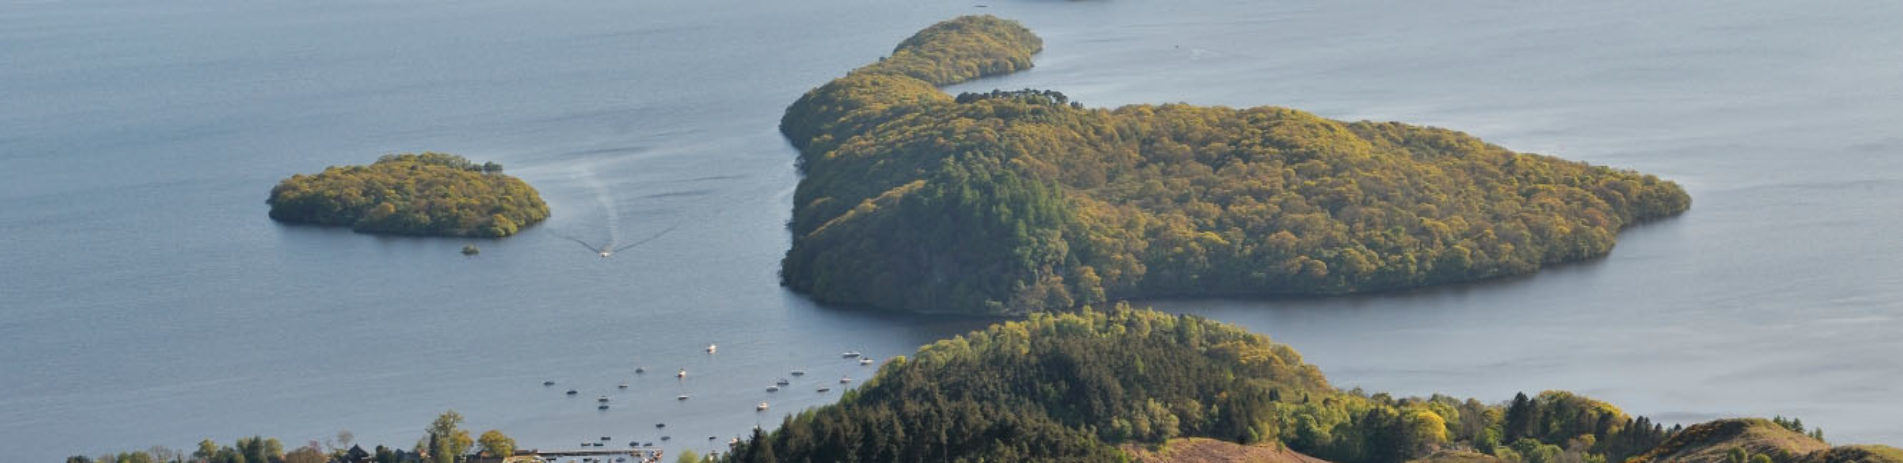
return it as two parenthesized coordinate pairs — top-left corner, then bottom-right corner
(5, 0), (1900, 460)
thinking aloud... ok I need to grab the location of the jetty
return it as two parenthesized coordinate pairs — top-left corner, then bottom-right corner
(497, 448), (662, 463)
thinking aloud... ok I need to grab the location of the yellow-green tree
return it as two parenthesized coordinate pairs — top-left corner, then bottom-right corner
(675, 449), (703, 463)
(424, 410), (474, 463)
(477, 430), (515, 458)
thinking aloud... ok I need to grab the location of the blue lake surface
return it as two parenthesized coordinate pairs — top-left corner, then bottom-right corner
(4, 0), (1900, 460)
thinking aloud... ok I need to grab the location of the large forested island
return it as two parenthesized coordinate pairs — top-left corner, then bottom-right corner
(267, 153), (549, 238)
(721, 307), (1895, 463)
(778, 16), (1691, 314)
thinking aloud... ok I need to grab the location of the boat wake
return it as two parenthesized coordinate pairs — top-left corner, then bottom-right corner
(551, 167), (679, 257)
(554, 224), (677, 258)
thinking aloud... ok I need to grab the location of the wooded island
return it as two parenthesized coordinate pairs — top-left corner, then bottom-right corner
(267, 153), (548, 238)
(778, 16), (1690, 314)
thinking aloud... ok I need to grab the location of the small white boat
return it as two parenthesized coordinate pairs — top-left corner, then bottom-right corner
(842, 351), (860, 358)
(756, 402), (770, 411)
(839, 377), (852, 384)
(707, 344), (717, 354)
(859, 357), (874, 365)
(677, 369), (687, 379)
(677, 394), (690, 401)
(817, 387), (831, 393)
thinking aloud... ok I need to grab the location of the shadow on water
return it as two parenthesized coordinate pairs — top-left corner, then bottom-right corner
(1133, 252), (1618, 313)
(1135, 209), (1690, 315)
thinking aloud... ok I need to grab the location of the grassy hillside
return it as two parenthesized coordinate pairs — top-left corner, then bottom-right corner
(1627, 419), (1831, 463)
(1798, 445), (1903, 463)
(1627, 418), (1903, 463)
(1125, 437), (1332, 463)
(778, 16), (1691, 314)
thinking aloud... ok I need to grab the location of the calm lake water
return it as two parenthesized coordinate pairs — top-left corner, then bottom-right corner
(4, 0), (1900, 460)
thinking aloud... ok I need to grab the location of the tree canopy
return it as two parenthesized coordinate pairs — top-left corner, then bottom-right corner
(778, 15), (1691, 314)
(476, 429), (514, 459)
(420, 410), (473, 463)
(267, 152), (548, 238)
(722, 305), (1688, 463)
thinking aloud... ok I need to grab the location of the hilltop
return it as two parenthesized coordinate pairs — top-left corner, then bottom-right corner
(267, 152), (549, 238)
(723, 306), (1678, 463)
(777, 16), (1690, 314)
(1629, 418), (1903, 463)
(722, 307), (1895, 463)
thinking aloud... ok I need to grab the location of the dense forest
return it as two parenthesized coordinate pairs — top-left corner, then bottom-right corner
(267, 153), (549, 238)
(721, 306), (1896, 463)
(778, 16), (1692, 314)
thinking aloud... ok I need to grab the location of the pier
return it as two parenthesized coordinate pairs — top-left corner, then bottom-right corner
(499, 448), (663, 463)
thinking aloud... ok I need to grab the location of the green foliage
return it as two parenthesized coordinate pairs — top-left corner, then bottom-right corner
(423, 410), (473, 463)
(676, 449), (705, 463)
(180, 437), (287, 463)
(267, 152), (548, 237)
(721, 306), (1675, 463)
(778, 15), (1691, 314)
(476, 429), (515, 458)
(283, 444), (327, 463)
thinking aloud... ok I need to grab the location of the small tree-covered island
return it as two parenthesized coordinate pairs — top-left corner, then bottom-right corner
(779, 16), (1691, 314)
(266, 153), (549, 238)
